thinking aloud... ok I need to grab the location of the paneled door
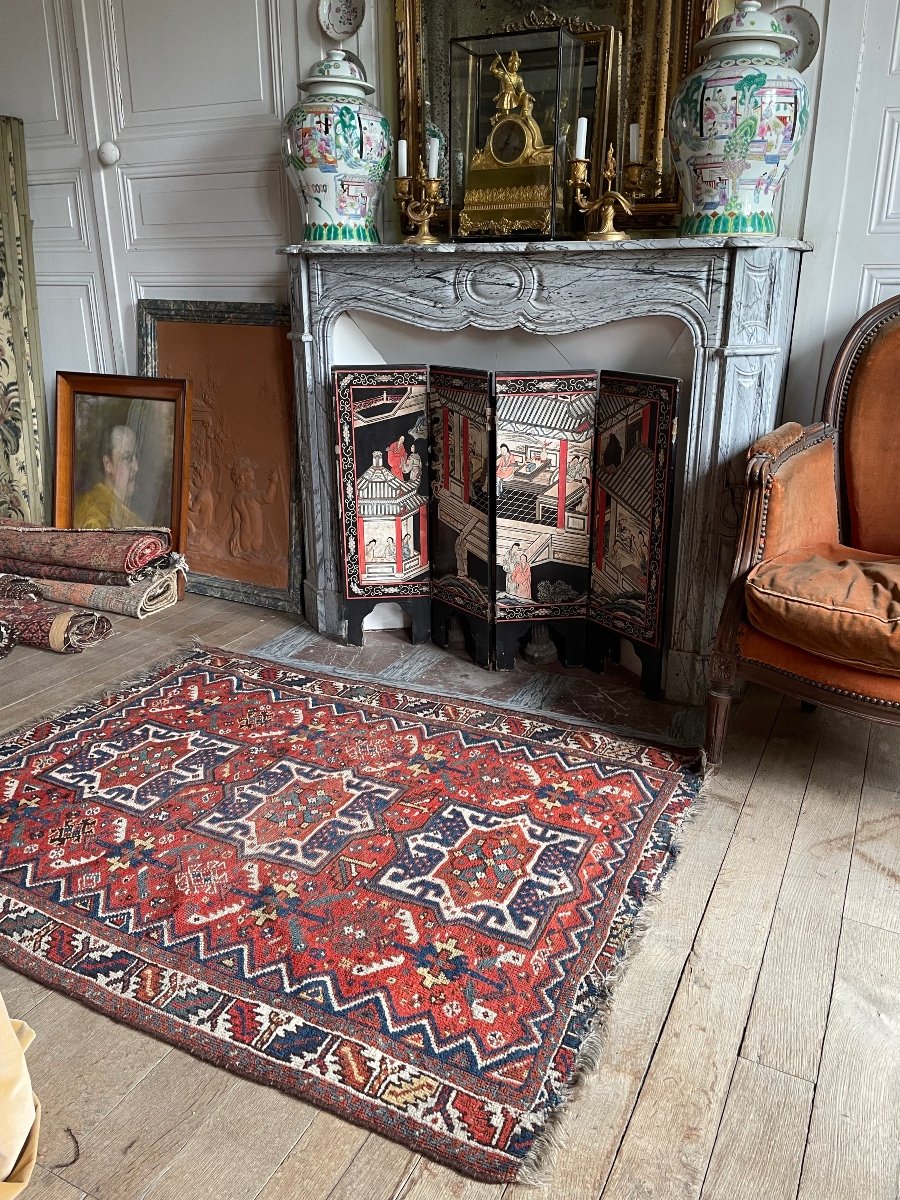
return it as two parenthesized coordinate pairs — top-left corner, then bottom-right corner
(787, 0), (900, 420)
(78, 0), (299, 371)
(0, 0), (365, 388)
(0, 0), (119, 406)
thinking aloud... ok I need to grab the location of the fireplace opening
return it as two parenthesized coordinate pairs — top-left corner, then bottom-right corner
(330, 314), (694, 696)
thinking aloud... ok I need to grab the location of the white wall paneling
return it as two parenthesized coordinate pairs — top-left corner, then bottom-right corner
(0, 0), (79, 145)
(35, 275), (106, 435)
(29, 171), (91, 249)
(120, 160), (289, 249)
(785, 0), (900, 423)
(96, 0), (285, 135)
(857, 264), (900, 312)
(68, 0), (305, 370)
(129, 274), (288, 305)
(869, 107), (900, 233)
(0, 0), (118, 396)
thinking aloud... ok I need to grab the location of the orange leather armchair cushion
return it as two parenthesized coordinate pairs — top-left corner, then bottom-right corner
(745, 544), (900, 675)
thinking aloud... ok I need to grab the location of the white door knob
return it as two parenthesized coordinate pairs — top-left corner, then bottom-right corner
(97, 140), (120, 166)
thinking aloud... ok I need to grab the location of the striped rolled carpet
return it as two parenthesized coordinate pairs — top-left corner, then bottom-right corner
(30, 570), (180, 619)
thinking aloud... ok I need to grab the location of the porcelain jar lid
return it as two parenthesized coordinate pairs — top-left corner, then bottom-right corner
(300, 49), (374, 97)
(695, 0), (798, 57)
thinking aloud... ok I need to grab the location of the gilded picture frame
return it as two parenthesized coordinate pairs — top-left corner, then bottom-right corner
(54, 371), (191, 556)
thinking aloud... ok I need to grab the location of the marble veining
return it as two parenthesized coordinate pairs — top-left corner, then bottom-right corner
(279, 236), (810, 254)
(284, 238), (808, 704)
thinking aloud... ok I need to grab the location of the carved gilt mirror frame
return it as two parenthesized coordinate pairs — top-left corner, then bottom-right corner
(395, 0), (724, 229)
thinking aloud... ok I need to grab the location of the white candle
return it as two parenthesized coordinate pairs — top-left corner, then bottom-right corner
(427, 136), (440, 180)
(575, 117), (588, 160)
(396, 138), (408, 178)
(629, 122), (641, 164)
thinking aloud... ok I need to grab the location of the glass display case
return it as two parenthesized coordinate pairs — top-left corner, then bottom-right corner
(450, 29), (585, 240)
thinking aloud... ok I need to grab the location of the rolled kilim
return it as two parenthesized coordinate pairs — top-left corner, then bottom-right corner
(0, 620), (19, 657)
(0, 574), (42, 601)
(0, 526), (171, 575)
(33, 569), (179, 619)
(0, 599), (113, 653)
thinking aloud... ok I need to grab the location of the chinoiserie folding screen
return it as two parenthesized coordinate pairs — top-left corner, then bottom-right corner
(333, 365), (679, 695)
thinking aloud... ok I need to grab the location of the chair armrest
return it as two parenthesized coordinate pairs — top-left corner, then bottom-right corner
(709, 423), (839, 683)
(737, 421), (839, 575)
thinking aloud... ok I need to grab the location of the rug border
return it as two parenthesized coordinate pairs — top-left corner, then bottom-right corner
(0, 644), (699, 777)
(0, 644), (703, 1184)
(0, 894), (524, 1181)
(194, 643), (701, 772)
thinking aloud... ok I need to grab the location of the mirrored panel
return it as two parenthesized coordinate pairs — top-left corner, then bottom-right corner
(396, 0), (729, 227)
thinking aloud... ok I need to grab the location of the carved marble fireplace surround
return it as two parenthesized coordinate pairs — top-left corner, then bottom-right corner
(283, 238), (808, 706)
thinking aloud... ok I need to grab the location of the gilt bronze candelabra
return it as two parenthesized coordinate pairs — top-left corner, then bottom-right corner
(394, 161), (442, 245)
(568, 144), (633, 242)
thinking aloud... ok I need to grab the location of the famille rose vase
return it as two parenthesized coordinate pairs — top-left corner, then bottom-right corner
(668, 0), (810, 236)
(282, 50), (391, 243)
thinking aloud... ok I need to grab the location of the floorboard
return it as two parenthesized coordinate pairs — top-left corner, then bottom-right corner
(0, 596), (896, 1200)
(741, 709), (869, 1081)
(699, 1058), (812, 1200)
(599, 703), (823, 1200)
(843, 723), (900, 935)
(796, 920), (900, 1200)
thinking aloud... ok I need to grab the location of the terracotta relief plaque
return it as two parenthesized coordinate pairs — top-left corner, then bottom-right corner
(333, 367), (430, 641)
(589, 371), (680, 649)
(493, 372), (597, 625)
(137, 301), (299, 611)
(429, 366), (493, 630)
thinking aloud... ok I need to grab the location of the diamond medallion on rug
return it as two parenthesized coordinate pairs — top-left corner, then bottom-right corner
(0, 648), (700, 1182)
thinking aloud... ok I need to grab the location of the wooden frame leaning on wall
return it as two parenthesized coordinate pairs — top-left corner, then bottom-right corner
(54, 370), (191, 559)
(136, 300), (303, 614)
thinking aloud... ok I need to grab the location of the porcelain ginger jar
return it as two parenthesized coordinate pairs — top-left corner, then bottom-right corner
(282, 50), (391, 243)
(668, 0), (809, 236)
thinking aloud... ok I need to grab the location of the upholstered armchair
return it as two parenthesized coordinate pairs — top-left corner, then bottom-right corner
(706, 295), (900, 766)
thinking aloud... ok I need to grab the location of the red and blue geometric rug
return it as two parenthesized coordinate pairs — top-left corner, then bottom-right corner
(0, 647), (700, 1182)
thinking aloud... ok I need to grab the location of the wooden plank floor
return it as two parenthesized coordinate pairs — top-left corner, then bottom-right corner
(1, 595), (897, 1200)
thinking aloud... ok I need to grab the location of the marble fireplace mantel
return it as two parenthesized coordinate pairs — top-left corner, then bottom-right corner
(282, 237), (809, 705)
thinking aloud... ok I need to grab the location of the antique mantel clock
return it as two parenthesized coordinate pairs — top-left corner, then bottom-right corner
(450, 30), (585, 240)
(459, 51), (554, 237)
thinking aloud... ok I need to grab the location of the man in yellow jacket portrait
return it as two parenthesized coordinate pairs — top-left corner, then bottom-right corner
(74, 423), (144, 528)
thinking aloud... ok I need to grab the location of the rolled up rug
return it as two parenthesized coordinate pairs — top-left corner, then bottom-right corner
(0, 526), (171, 575)
(0, 621), (19, 658)
(0, 554), (176, 588)
(125, 551), (187, 583)
(0, 575), (41, 601)
(32, 568), (179, 619)
(0, 599), (113, 652)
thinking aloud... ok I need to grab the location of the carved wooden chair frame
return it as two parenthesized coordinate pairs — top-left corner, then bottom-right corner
(705, 294), (900, 765)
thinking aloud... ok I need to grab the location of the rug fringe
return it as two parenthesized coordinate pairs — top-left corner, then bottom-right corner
(515, 782), (705, 1188)
(0, 644), (200, 756)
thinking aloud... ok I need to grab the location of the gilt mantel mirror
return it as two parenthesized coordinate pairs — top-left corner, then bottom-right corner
(395, 0), (729, 229)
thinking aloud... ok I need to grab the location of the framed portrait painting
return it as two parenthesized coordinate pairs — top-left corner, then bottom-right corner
(54, 372), (191, 553)
(136, 300), (300, 612)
